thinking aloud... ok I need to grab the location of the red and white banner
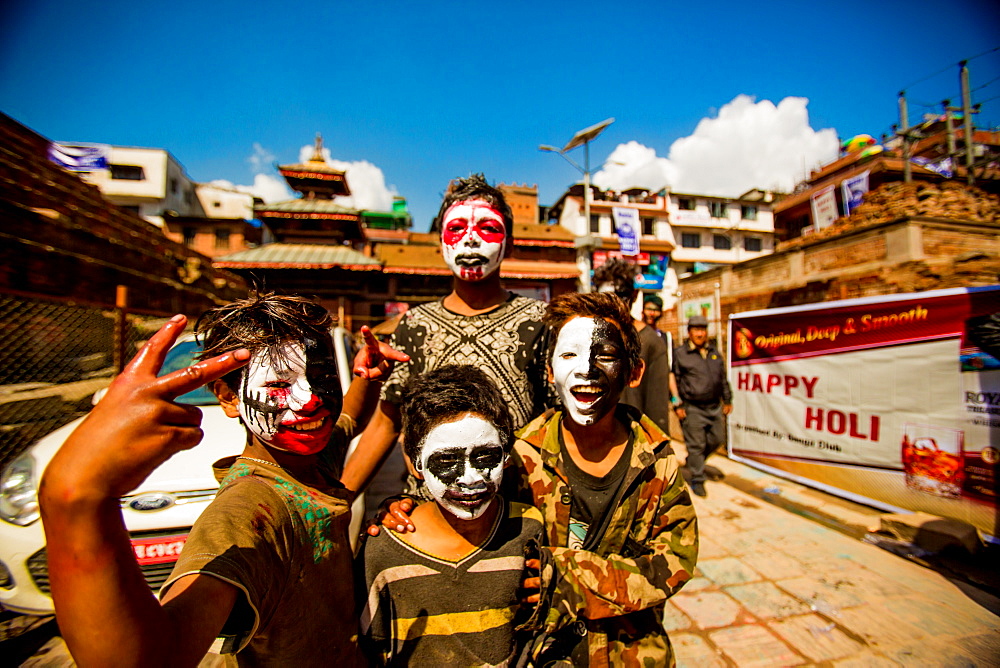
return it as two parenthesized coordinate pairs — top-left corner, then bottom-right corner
(810, 185), (838, 231)
(729, 287), (1000, 537)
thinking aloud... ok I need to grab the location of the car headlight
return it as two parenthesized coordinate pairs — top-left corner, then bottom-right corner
(0, 452), (40, 526)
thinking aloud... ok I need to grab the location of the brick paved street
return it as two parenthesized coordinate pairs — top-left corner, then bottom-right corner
(667, 453), (1000, 667)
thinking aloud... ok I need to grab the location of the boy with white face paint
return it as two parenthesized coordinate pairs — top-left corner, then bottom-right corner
(40, 292), (407, 667)
(356, 365), (544, 667)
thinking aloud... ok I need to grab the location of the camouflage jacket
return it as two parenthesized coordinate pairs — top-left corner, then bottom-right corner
(509, 406), (698, 667)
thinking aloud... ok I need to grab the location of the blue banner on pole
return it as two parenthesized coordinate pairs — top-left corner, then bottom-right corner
(612, 207), (639, 256)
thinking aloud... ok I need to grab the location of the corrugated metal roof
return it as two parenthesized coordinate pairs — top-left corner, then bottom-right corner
(214, 243), (380, 269)
(500, 259), (580, 279)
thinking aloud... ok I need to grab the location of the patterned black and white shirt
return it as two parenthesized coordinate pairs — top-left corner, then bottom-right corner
(382, 293), (552, 431)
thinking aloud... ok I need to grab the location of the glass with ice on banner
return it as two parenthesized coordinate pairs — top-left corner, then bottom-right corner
(901, 423), (965, 498)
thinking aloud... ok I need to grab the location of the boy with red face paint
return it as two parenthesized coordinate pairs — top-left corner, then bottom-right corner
(40, 293), (407, 667)
(343, 174), (552, 501)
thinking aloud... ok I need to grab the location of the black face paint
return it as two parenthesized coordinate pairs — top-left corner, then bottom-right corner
(425, 445), (504, 487)
(304, 335), (343, 419)
(588, 319), (629, 403)
(241, 380), (283, 435)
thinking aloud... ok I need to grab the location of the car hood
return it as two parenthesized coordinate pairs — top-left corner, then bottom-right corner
(32, 406), (246, 495)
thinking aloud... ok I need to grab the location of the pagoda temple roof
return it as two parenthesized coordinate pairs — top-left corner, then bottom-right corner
(256, 199), (359, 217)
(214, 243), (379, 270)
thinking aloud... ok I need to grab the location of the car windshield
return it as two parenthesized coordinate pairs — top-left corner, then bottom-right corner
(157, 340), (219, 406)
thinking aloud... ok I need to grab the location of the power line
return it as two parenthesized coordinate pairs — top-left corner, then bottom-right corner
(900, 46), (1000, 92)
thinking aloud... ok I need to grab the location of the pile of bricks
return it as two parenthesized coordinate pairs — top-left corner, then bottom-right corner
(780, 181), (1000, 251)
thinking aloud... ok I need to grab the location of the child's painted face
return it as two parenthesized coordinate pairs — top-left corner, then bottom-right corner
(238, 337), (343, 455)
(440, 198), (507, 281)
(551, 316), (629, 426)
(417, 414), (505, 520)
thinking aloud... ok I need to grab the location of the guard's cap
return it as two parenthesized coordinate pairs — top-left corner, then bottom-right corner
(688, 315), (709, 328)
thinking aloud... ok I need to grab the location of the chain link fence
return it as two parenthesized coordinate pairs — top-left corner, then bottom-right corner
(0, 292), (173, 471)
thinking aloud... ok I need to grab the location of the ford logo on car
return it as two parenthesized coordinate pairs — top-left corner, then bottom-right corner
(127, 493), (175, 512)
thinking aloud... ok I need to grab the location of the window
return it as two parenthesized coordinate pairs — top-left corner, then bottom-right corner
(744, 236), (762, 252)
(678, 197), (695, 211)
(642, 217), (655, 235)
(713, 234), (732, 250)
(214, 228), (231, 250)
(589, 214), (600, 234)
(213, 201), (221, 208)
(709, 201), (727, 218)
(122, 205), (141, 215)
(170, 178), (179, 194)
(741, 205), (758, 221)
(109, 164), (145, 180)
(681, 232), (700, 248)
(182, 228), (196, 246)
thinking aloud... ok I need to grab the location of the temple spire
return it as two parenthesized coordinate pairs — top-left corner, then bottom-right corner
(310, 133), (325, 163)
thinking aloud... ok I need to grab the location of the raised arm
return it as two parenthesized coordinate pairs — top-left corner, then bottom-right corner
(39, 315), (250, 667)
(340, 399), (402, 493)
(341, 326), (409, 433)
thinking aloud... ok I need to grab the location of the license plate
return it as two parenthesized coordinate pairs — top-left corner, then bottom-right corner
(131, 534), (188, 565)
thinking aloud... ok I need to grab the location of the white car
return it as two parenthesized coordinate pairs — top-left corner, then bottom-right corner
(0, 327), (363, 615)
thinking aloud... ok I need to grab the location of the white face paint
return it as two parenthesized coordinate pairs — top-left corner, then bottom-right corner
(238, 340), (341, 455)
(551, 316), (629, 426)
(417, 414), (505, 521)
(440, 198), (507, 281)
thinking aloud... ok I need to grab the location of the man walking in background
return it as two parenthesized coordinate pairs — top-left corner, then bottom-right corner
(642, 295), (668, 346)
(670, 315), (732, 497)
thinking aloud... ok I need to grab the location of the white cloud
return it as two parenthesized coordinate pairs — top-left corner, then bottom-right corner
(213, 144), (294, 205)
(298, 144), (398, 212)
(593, 95), (839, 197)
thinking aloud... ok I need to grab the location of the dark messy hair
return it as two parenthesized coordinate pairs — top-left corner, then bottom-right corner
(431, 173), (515, 240)
(195, 291), (335, 389)
(400, 364), (514, 467)
(592, 258), (639, 307)
(543, 292), (641, 378)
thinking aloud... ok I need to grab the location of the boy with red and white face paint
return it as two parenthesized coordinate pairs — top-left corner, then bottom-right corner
(236, 338), (342, 456)
(344, 174), (553, 503)
(440, 198), (508, 281)
(40, 293), (408, 667)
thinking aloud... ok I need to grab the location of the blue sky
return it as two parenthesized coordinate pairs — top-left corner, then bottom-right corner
(1, 0), (998, 230)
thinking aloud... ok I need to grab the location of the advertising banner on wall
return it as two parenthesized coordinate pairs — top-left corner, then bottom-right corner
(840, 170), (869, 215)
(810, 184), (839, 231)
(728, 286), (1000, 537)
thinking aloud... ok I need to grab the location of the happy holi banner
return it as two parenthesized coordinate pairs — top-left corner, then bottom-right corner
(728, 286), (1000, 538)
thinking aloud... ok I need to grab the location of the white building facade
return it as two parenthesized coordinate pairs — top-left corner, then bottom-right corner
(668, 189), (776, 278)
(549, 185), (776, 310)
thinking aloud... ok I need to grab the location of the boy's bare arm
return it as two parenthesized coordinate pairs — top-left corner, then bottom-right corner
(342, 326), (409, 432)
(39, 315), (250, 667)
(341, 399), (402, 493)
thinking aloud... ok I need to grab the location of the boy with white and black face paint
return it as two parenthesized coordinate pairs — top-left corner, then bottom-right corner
(374, 295), (699, 666)
(511, 292), (698, 666)
(356, 365), (544, 666)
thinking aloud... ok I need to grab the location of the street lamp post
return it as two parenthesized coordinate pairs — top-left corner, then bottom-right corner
(540, 118), (614, 292)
